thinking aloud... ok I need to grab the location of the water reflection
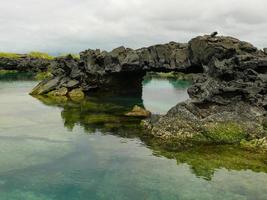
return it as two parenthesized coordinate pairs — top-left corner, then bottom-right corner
(142, 74), (190, 114)
(0, 71), (34, 81)
(34, 91), (267, 181)
(1, 74), (267, 200)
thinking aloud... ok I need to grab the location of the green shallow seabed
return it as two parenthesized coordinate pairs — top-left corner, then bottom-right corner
(0, 73), (266, 200)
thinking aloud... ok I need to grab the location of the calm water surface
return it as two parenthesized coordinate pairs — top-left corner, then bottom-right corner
(0, 74), (266, 200)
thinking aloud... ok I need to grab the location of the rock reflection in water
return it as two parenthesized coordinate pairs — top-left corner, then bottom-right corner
(35, 94), (144, 138)
(34, 95), (267, 181)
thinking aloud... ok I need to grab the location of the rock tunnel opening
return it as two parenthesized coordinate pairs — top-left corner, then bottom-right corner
(142, 71), (191, 114)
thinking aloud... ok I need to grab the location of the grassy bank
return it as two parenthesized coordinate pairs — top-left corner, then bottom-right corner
(0, 52), (54, 60)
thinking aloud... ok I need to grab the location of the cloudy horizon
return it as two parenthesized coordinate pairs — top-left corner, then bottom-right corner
(1, 0), (267, 54)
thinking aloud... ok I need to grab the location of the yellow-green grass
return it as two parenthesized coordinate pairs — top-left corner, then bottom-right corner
(28, 52), (54, 60)
(0, 52), (21, 58)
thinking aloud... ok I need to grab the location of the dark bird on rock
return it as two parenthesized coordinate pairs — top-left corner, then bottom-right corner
(210, 31), (218, 37)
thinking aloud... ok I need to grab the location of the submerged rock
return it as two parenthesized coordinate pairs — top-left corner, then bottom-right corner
(125, 105), (151, 118)
(68, 88), (85, 101)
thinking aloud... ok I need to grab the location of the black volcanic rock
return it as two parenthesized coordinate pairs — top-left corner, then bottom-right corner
(79, 42), (192, 75)
(30, 34), (267, 149)
(0, 55), (51, 73)
(30, 42), (197, 95)
(143, 35), (267, 150)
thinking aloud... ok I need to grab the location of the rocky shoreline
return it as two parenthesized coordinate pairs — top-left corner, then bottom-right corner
(29, 34), (267, 150)
(0, 54), (52, 74)
(143, 35), (267, 150)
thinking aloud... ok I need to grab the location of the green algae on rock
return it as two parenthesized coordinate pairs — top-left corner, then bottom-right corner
(34, 71), (53, 80)
(0, 69), (19, 74)
(202, 122), (247, 144)
(240, 138), (267, 150)
(68, 88), (85, 101)
(125, 105), (151, 118)
(47, 87), (68, 97)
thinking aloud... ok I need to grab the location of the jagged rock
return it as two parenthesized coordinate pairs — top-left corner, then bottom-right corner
(62, 79), (80, 88)
(30, 77), (61, 95)
(143, 35), (267, 149)
(31, 42), (199, 95)
(30, 34), (267, 149)
(125, 105), (151, 118)
(264, 48), (267, 54)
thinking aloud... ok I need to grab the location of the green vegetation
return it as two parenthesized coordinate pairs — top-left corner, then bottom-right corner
(34, 71), (53, 80)
(35, 95), (69, 107)
(0, 69), (18, 74)
(153, 145), (267, 180)
(68, 88), (85, 101)
(203, 122), (247, 144)
(240, 138), (267, 150)
(0, 51), (82, 60)
(59, 53), (80, 59)
(47, 87), (68, 97)
(0, 52), (54, 60)
(28, 52), (54, 60)
(0, 52), (20, 58)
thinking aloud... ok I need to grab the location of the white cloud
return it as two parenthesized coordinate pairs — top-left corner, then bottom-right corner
(0, 0), (266, 54)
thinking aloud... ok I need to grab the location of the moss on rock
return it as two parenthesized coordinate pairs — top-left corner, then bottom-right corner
(0, 69), (19, 74)
(125, 105), (151, 118)
(68, 88), (85, 101)
(47, 87), (68, 97)
(202, 122), (247, 144)
(35, 71), (53, 80)
(240, 138), (267, 150)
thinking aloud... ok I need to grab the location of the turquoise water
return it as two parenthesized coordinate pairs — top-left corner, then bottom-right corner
(0, 75), (266, 200)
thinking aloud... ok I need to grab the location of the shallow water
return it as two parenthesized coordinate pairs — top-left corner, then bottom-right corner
(0, 75), (266, 200)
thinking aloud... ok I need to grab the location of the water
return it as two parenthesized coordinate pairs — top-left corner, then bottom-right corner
(0, 74), (266, 200)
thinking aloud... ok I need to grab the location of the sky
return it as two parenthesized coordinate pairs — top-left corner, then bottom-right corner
(0, 0), (267, 54)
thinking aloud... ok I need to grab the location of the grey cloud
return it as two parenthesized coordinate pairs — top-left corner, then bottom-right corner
(0, 0), (266, 54)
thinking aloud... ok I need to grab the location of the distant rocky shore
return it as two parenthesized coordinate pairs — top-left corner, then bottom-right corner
(14, 34), (267, 150)
(0, 53), (52, 74)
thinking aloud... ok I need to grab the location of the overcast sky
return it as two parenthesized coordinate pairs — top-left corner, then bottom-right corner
(0, 0), (266, 54)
